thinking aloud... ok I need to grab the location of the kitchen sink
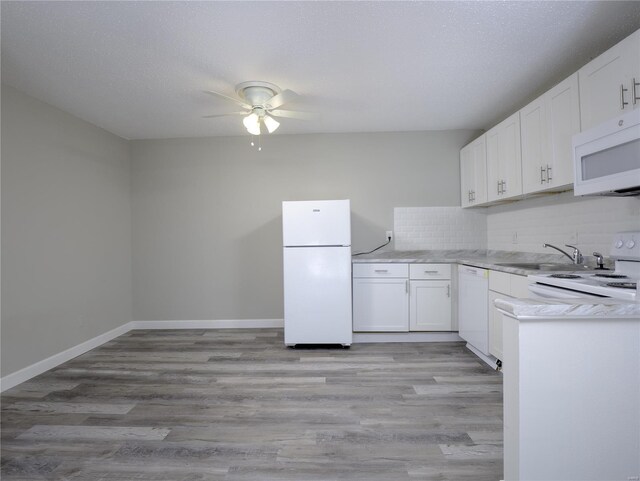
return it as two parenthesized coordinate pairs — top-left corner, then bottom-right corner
(494, 262), (590, 271)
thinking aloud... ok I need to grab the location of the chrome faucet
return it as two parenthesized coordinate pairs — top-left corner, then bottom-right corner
(543, 243), (584, 265)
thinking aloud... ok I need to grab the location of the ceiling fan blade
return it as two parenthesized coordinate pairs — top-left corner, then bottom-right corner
(265, 89), (298, 109)
(203, 90), (252, 110)
(269, 109), (316, 120)
(202, 112), (247, 119)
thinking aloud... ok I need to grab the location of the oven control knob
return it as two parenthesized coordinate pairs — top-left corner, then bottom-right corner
(626, 240), (636, 249)
(615, 240), (624, 248)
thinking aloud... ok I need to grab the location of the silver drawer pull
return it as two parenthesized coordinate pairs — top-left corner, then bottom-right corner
(634, 78), (639, 105)
(374, 269), (388, 273)
(424, 270), (439, 274)
(447, 284), (450, 298)
(546, 164), (552, 182)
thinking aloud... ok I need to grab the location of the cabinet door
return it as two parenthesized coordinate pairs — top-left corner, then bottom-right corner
(521, 96), (548, 194)
(353, 278), (408, 332)
(488, 290), (506, 360)
(624, 29), (640, 112)
(546, 73), (581, 189)
(499, 112), (522, 199)
(578, 31), (636, 130)
(460, 142), (474, 208)
(471, 135), (488, 204)
(521, 73), (580, 194)
(409, 280), (452, 331)
(486, 113), (522, 201)
(486, 126), (501, 202)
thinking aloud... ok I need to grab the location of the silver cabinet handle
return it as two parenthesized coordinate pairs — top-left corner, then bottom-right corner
(424, 270), (439, 274)
(540, 166), (547, 184)
(374, 269), (388, 273)
(621, 84), (629, 109)
(497, 180), (501, 195)
(501, 180), (506, 194)
(406, 280), (409, 294)
(446, 284), (450, 298)
(546, 164), (552, 182)
(468, 190), (472, 202)
(634, 78), (639, 105)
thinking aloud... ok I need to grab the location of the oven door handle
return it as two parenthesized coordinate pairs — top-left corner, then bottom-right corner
(528, 283), (595, 299)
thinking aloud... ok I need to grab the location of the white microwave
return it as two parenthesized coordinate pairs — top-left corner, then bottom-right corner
(573, 109), (640, 196)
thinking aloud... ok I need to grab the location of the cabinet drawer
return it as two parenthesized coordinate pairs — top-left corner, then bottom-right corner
(489, 270), (511, 294)
(489, 270), (529, 297)
(510, 274), (530, 298)
(409, 263), (451, 280)
(353, 263), (409, 278)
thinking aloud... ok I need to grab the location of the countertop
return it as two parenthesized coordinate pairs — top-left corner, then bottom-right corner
(351, 249), (604, 276)
(495, 296), (640, 320)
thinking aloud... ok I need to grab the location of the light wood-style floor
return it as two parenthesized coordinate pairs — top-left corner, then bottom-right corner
(1, 329), (503, 480)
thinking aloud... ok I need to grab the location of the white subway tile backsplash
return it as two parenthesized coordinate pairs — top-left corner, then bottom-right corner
(486, 191), (640, 255)
(394, 207), (487, 250)
(394, 193), (639, 256)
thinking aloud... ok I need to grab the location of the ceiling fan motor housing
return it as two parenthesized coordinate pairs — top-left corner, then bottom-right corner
(235, 81), (282, 108)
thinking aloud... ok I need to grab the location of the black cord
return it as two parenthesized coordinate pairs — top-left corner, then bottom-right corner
(352, 237), (392, 256)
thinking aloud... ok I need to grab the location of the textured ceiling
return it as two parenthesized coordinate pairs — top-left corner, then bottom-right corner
(2, 1), (640, 140)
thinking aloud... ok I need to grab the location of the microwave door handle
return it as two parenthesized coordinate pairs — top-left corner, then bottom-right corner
(633, 78), (639, 106)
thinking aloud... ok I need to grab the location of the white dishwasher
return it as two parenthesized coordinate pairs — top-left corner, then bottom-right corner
(457, 265), (489, 355)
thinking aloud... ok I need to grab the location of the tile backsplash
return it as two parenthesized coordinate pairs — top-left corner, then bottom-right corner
(486, 191), (640, 255)
(394, 192), (640, 256)
(394, 207), (487, 250)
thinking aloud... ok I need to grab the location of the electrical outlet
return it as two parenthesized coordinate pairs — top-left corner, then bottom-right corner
(511, 231), (518, 244)
(386, 230), (393, 241)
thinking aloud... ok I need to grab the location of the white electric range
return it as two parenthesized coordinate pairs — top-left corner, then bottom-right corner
(529, 231), (640, 302)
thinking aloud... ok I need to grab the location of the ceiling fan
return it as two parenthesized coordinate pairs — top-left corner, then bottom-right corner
(203, 81), (313, 135)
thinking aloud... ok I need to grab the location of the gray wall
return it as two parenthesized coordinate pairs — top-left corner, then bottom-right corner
(1, 85), (133, 376)
(131, 130), (477, 321)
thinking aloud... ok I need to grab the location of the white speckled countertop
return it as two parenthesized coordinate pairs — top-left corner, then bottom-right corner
(352, 249), (640, 317)
(495, 297), (640, 320)
(351, 249), (607, 276)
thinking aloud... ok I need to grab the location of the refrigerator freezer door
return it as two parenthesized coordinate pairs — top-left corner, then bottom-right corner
(282, 200), (351, 247)
(283, 246), (352, 345)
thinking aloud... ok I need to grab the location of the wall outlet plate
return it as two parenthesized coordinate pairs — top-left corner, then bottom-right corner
(386, 230), (393, 241)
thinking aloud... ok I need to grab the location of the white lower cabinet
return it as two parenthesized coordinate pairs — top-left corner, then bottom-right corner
(353, 277), (409, 332)
(409, 280), (451, 331)
(353, 263), (409, 332)
(352, 263), (452, 332)
(488, 290), (506, 360)
(488, 271), (530, 360)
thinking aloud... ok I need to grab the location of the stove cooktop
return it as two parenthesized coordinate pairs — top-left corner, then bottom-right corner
(529, 270), (639, 301)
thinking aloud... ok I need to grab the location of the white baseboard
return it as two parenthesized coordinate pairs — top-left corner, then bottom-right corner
(0, 319), (284, 392)
(352, 332), (463, 343)
(131, 319), (284, 329)
(0, 322), (132, 392)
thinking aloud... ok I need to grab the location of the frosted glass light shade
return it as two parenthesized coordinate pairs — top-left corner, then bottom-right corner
(243, 113), (261, 135)
(263, 115), (280, 133)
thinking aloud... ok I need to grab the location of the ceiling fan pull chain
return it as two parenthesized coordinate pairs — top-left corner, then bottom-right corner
(250, 135), (255, 147)
(258, 135), (262, 152)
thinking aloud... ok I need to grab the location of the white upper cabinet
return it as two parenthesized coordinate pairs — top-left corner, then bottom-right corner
(521, 73), (581, 194)
(460, 135), (487, 207)
(486, 112), (522, 202)
(579, 29), (640, 131)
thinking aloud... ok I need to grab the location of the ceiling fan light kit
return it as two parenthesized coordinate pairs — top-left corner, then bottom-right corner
(203, 81), (310, 143)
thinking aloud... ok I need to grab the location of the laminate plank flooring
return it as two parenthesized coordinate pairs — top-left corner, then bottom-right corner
(1, 329), (503, 480)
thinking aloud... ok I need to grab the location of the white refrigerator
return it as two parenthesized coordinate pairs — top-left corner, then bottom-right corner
(282, 199), (353, 346)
